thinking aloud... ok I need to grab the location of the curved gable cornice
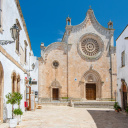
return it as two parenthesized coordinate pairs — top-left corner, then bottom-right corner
(72, 9), (114, 34)
(42, 42), (67, 61)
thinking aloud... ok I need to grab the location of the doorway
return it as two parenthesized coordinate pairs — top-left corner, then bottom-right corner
(52, 88), (59, 100)
(123, 84), (127, 110)
(86, 84), (96, 100)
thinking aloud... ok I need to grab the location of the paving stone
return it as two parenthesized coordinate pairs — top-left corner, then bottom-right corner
(1, 106), (128, 128)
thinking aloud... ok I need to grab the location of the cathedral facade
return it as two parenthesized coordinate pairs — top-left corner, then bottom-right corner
(38, 8), (117, 102)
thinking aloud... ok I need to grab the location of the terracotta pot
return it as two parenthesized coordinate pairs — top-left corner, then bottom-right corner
(115, 110), (119, 112)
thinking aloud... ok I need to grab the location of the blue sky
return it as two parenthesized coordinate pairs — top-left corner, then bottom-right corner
(19, 0), (128, 57)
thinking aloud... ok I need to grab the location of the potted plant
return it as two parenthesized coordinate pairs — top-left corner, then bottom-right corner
(13, 108), (23, 124)
(114, 102), (120, 112)
(117, 106), (122, 111)
(125, 107), (128, 115)
(14, 92), (23, 124)
(6, 92), (23, 127)
(6, 92), (18, 127)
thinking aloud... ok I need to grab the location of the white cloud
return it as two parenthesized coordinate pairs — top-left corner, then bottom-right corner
(57, 38), (62, 42)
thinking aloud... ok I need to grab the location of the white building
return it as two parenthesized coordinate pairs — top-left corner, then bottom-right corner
(0, 0), (38, 123)
(30, 56), (39, 102)
(116, 25), (128, 110)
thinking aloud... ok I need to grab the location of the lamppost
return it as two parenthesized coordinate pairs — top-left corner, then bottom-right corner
(0, 24), (19, 45)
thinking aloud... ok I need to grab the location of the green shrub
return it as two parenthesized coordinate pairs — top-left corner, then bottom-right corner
(6, 92), (23, 118)
(62, 97), (68, 99)
(13, 108), (23, 116)
(125, 107), (128, 113)
(114, 102), (122, 111)
(114, 102), (118, 110)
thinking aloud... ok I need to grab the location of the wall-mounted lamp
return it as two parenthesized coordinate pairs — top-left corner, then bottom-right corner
(125, 37), (128, 40)
(31, 63), (35, 70)
(109, 68), (112, 74)
(0, 24), (19, 45)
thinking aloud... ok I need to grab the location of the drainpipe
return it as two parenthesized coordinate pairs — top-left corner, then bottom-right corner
(109, 35), (113, 101)
(67, 41), (69, 101)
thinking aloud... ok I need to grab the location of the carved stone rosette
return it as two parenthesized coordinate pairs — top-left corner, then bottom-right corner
(78, 33), (104, 61)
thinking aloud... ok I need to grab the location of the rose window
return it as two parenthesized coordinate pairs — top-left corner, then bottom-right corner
(53, 61), (59, 68)
(81, 38), (99, 56)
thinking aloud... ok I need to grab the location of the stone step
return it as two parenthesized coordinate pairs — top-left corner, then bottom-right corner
(41, 102), (68, 106)
(74, 101), (115, 108)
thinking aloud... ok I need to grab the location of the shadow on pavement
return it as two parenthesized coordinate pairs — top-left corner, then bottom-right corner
(87, 110), (128, 128)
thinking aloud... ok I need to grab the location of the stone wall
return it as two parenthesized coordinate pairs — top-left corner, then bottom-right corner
(39, 9), (117, 102)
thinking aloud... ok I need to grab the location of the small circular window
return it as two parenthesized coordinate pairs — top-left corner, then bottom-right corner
(53, 61), (59, 68)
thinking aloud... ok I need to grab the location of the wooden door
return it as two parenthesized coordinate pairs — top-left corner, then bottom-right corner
(123, 92), (127, 110)
(52, 88), (59, 100)
(26, 86), (31, 111)
(123, 85), (127, 110)
(86, 84), (96, 100)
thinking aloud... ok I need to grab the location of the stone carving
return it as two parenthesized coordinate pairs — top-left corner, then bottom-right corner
(50, 80), (62, 88)
(78, 33), (104, 61)
(71, 9), (114, 36)
(87, 75), (94, 82)
(81, 38), (99, 56)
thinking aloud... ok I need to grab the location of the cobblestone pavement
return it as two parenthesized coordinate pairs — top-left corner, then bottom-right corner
(1, 106), (128, 128)
(18, 106), (97, 128)
(87, 109), (128, 128)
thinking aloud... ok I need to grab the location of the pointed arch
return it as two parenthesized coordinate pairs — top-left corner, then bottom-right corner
(80, 68), (102, 100)
(49, 80), (62, 101)
(81, 68), (102, 83)
(50, 80), (62, 88)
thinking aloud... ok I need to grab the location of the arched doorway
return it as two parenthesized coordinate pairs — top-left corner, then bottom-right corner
(121, 80), (127, 110)
(80, 68), (102, 100)
(50, 80), (62, 101)
(0, 62), (4, 122)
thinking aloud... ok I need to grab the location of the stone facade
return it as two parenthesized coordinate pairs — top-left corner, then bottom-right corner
(116, 25), (128, 109)
(39, 9), (117, 102)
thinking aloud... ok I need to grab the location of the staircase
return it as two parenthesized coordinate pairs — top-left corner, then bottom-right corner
(41, 101), (68, 106)
(40, 101), (115, 108)
(74, 101), (115, 108)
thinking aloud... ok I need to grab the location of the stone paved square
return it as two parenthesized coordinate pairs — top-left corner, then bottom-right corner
(8, 106), (127, 128)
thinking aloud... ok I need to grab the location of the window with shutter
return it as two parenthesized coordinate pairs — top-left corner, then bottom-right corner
(121, 51), (125, 67)
(24, 40), (28, 64)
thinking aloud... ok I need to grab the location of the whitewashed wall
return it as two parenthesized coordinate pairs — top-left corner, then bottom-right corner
(30, 56), (39, 102)
(0, 0), (35, 121)
(116, 26), (128, 107)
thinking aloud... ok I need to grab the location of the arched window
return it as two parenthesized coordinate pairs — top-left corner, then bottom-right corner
(15, 19), (22, 52)
(11, 72), (17, 92)
(17, 75), (20, 93)
(24, 40), (28, 63)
